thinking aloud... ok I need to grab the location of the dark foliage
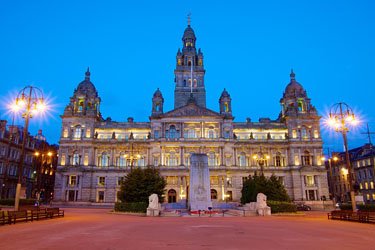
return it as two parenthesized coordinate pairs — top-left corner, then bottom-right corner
(241, 173), (291, 204)
(117, 167), (166, 204)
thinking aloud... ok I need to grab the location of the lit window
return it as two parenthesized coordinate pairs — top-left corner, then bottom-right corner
(118, 153), (126, 167)
(98, 177), (105, 186)
(305, 176), (314, 186)
(313, 130), (319, 138)
(84, 154), (89, 166)
(73, 126), (82, 139)
(63, 128), (68, 138)
(100, 152), (109, 167)
(72, 152), (80, 166)
(208, 152), (216, 166)
(292, 130), (297, 139)
(61, 155), (66, 166)
(371, 182), (374, 189)
(69, 175), (77, 186)
(239, 153), (246, 167)
(365, 182), (369, 189)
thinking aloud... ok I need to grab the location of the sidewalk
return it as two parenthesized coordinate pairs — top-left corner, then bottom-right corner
(0, 208), (374, 250)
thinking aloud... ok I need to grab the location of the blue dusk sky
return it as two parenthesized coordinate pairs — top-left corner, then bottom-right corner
(0, 0), (374, 154)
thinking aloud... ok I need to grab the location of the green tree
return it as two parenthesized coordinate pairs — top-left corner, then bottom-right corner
(241, 174), (290, 204)
(117, 167), (166, 203)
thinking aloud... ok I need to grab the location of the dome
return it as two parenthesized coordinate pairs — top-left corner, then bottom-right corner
(75, 68), (98, 96)
(284, 70), (305, 97)
(153, 88), (163, 98)
(182, 25), (196, 41)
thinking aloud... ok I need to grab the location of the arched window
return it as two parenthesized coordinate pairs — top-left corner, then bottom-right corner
(211, 189), (217, 200)
(168, 189), (176, 203)
(302, 151), (311, 166)
(169, 125), (177, 139)
(118, 152), (126, 167)
(275, 152), (283, 167)
(188, 129), (195, 138)
(73, 126), (82, 139)
(301, 127), (308, 139)
(188, 60), (192, 66)
(208, 127), (215, 139)
(208, 152), (216, 166)
(224, 102), (229, 112)
(100, 152), (109, 167)
(239, 153), (246, 167)
(297, 100), (304, 112)
(168, 151), (177, 166)
(73, 151), (80, 166)
(193, 79), (197, 87)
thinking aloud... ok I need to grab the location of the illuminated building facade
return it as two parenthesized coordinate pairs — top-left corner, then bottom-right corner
(0, 123), (57, 201)
(329, 144), (375, 204)
(54, 23), (329, 205)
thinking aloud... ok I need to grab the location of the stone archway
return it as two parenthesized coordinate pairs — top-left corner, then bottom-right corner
(168, 189), (177, 203)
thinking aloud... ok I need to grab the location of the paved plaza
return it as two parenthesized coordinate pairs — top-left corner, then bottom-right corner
(0, 208), (374, 250)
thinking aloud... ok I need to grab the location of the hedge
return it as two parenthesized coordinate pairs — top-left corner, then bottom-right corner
(0, 199), (35, 206)
(267, 200), (297, 213)
(114, 202), (148, 213)
(357, 204), (375, 211)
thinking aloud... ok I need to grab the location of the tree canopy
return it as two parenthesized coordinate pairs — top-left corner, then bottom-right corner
(241, 174), (290, 204)
(117, 167), (166, 203)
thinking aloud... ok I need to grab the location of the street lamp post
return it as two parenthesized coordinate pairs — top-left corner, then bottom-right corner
(252, 147), (270, 175)
(327, 102), (358, 212)
(12, 86), (46, 211)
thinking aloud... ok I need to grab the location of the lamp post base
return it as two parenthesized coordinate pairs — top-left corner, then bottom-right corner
(14, 183), (22, 211)
(350, 191), (356, 212)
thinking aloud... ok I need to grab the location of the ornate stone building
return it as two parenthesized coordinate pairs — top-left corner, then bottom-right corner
(54, 23), (329, 205)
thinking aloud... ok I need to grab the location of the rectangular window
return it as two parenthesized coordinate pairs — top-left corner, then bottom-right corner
(98, 191), (105, 203)
(210, 176), (219, 185)
(292, 130), (297, 139)
(117, 177), (124, 185)
(98, 176), (105, 186)
(86, 129), (91, 138)
(70, 175), (77, 186)
(63, 128), (68, 138)
(154, 130), (159, 139)
(226, 177), (232, 187)
(305, 175), (315, 186)
(84, 154), (89, 166)
(294, 155), (300, 166)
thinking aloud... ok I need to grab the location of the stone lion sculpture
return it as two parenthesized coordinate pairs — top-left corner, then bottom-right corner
(148, 193), (159, 210)
(256, 193), (268, 208)
(256, 193), (271, 216)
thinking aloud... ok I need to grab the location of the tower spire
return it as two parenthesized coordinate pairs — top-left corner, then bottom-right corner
(187, 13), (191, 26)
(85, 67), (90, 80)
(290, 69), (295, 80)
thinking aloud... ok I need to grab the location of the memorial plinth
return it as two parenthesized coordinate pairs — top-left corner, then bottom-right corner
(189, 153), (212, 211)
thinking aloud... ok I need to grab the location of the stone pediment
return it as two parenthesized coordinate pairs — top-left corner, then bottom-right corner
(162, 103), (222, 118)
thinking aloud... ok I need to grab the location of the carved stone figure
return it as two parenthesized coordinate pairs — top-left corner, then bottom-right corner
(148, 193), (159, 209)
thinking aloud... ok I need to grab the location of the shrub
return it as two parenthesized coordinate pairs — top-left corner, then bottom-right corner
(117, 167), (166, 204)
(241, 174), (291, 204)
(267, 200), (297, 213)
(0, 199), (35, 206)
(114, 202), (148, 213)
(357, 204), (375, 211)
(339, 204), (353, 211)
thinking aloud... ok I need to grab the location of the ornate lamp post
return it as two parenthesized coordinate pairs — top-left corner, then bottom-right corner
(12, 86), (46, 211)
(327, 102), (358, 212)
(252, 147), (270, 175)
